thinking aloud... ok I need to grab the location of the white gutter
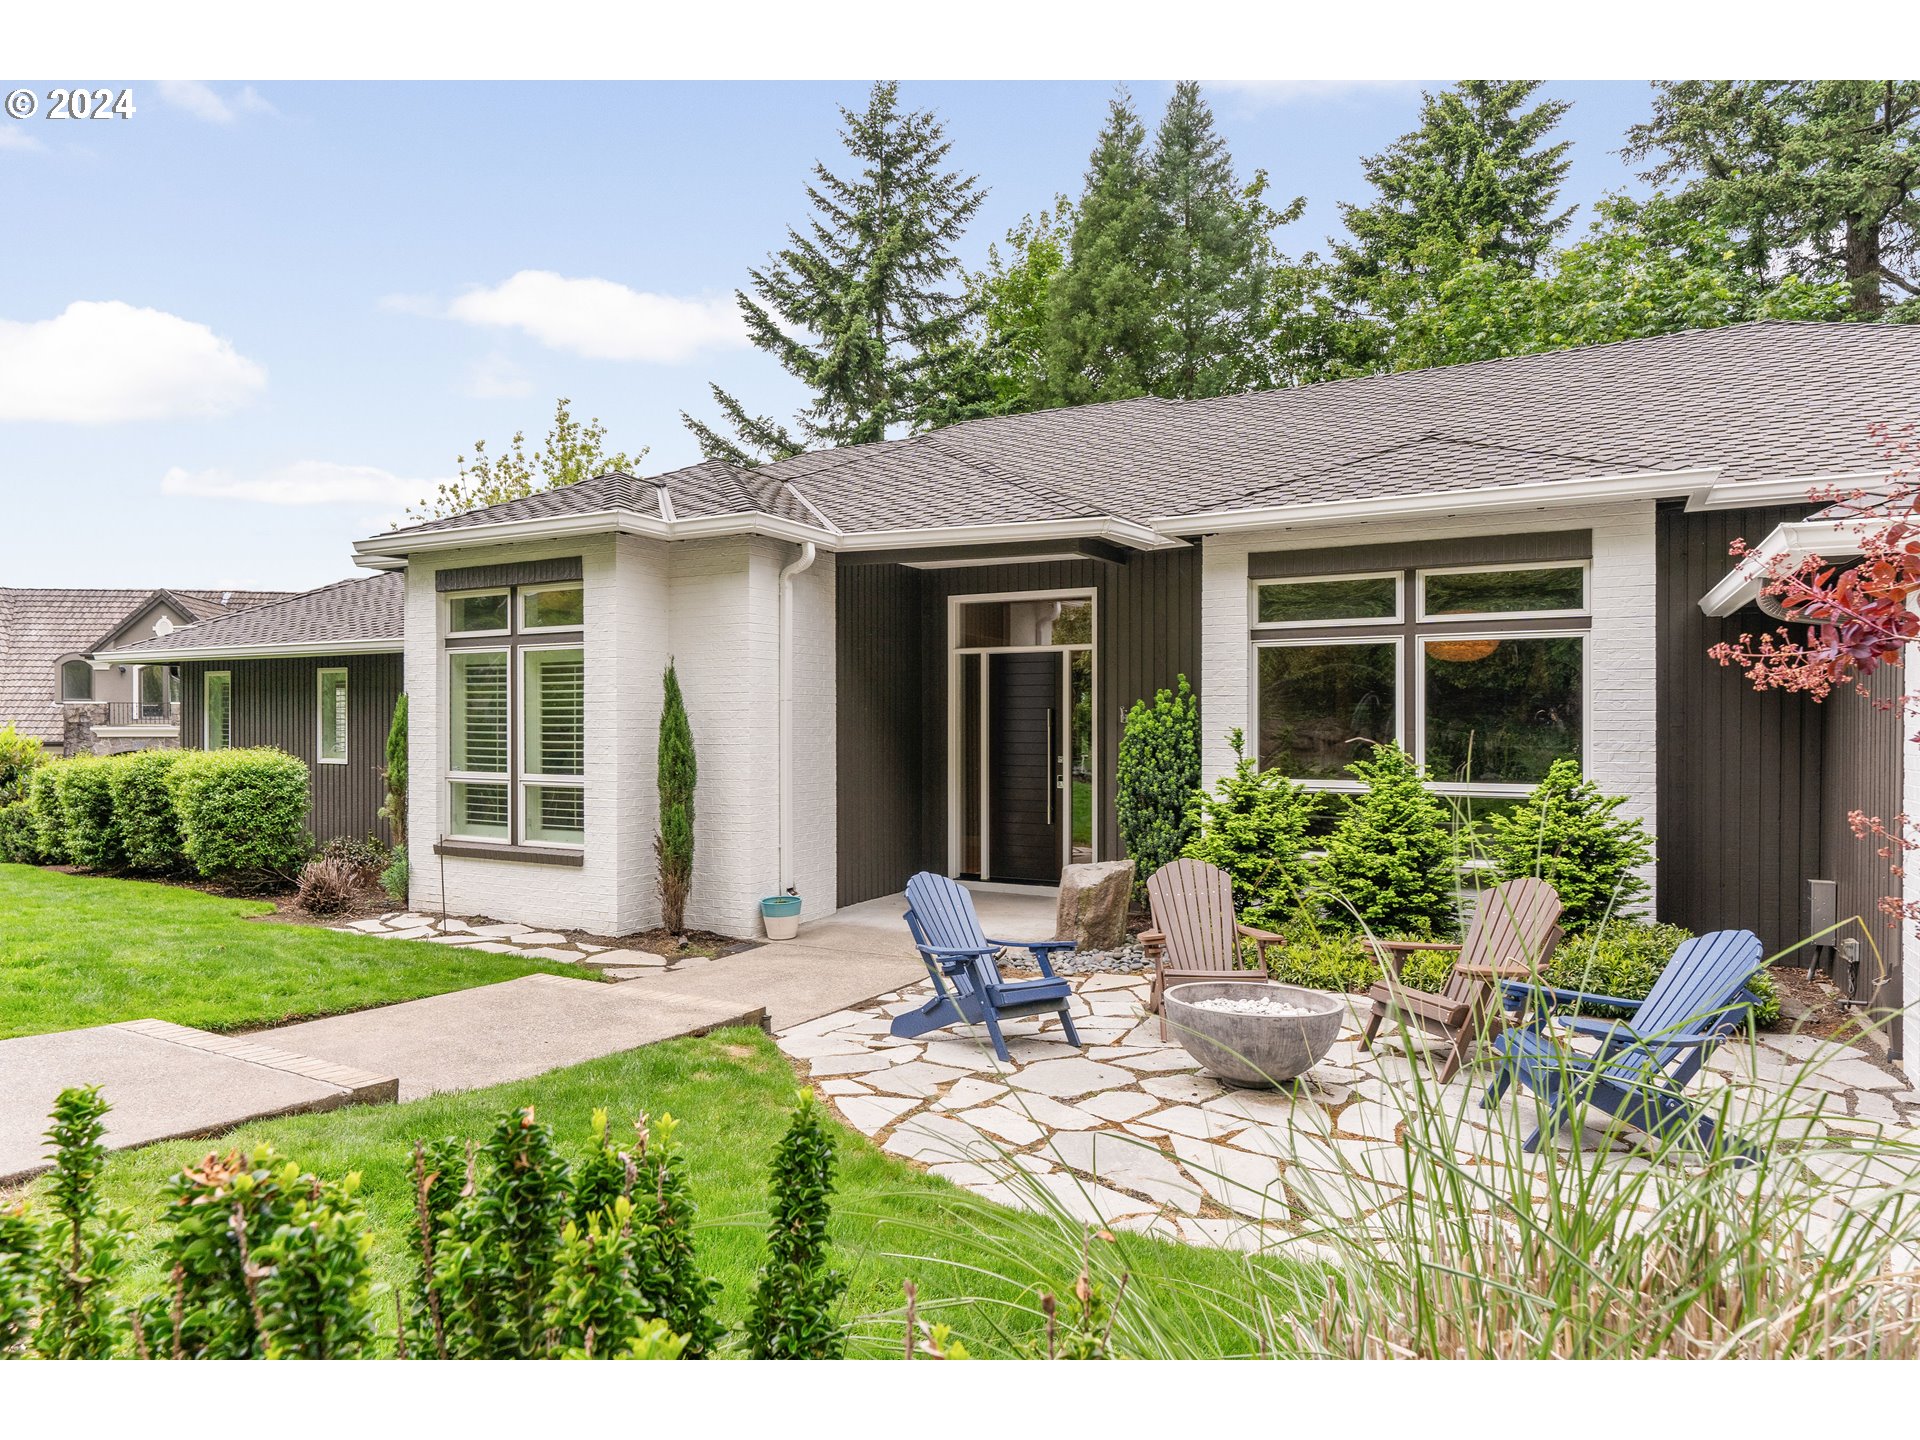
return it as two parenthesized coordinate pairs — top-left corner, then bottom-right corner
(95, 636), (404, 664)
(1147, 467), (1725, 534)
(776, 541), (818, 899)
(1684, 469), (1900, 512)
(1697, 519), (1880, 617)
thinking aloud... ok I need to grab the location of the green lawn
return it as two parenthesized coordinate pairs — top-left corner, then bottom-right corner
(68, 1029), (1283, 1358)
(0, 864), (584, 1040)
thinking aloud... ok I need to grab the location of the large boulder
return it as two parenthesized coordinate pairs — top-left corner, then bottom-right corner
(1055, 860), (1135, 951)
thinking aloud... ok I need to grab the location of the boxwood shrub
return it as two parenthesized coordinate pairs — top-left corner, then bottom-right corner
(1263, 930), (1456, 995)
(1542, 920), (1781, 1028)
(28, 765), (67, 862)
(108, 749), (186, 873)
(0, 799), (38, 863)
(55, 756), (123, 870)
(170, 747), (312, 881)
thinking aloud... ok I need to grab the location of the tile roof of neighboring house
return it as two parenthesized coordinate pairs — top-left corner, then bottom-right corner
(371, 322), (1920, 551)
(105, 572), (405, 660)
(0, 588), (295, 745)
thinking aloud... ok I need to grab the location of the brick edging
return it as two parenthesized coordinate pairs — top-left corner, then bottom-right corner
(113, 1019), (399, 1105)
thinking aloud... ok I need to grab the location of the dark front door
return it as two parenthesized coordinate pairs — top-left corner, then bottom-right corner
(987, 651), (1065, 883)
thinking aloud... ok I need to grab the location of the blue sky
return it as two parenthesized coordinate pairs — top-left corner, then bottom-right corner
(0, 80), (1658, 590)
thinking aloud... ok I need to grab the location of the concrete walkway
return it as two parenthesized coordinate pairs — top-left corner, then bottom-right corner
(1, 1021), (395, 1184)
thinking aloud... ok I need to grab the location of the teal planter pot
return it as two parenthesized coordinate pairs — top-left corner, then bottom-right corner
(762, 894), (802, 940)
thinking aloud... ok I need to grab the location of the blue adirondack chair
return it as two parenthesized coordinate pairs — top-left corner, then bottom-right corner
(892, 872), (1083, 1061)
(1484, 928), (1767, 1166)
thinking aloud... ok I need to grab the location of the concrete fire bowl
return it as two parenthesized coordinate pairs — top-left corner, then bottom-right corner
(1163, 981), (1344, 1088)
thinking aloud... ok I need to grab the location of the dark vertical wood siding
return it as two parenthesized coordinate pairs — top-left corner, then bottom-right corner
(1823, 659), (1904, 1015)
(178, 654), (404, 844)
(1656, 504), (1825, 952)
(835, 547), (1201, 905)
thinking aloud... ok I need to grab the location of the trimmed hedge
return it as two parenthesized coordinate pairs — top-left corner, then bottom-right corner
(170, 748), (313, 880)
(1263, 929), (1456, 996)
(28, 767), (66, 862)
(0, 724), (46, 805)
(0, 799), (37, 864)
(108, 749), (186, 873)
(1543, 920), (1781, 1028)
(55, 758), (123, 870)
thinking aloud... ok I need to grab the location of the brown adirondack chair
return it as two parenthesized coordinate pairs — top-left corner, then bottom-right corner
(1359, 876), (1563, 1083)
(1140, 858), (1284, 1037)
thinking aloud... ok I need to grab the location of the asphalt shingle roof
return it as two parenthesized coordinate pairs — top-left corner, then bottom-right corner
(373, 322), (1920, 548)
(108, 572), (405, 659)
(0, 588), (294, 745)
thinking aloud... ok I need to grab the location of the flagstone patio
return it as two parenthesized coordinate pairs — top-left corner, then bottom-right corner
(775, 970), (1920, 1252)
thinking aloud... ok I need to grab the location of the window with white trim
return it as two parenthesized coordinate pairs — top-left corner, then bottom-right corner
(317, 668), (349, 764)
(204, 672), (232, 751)
(444, 583), (585, 847)
(1252, 561), (1589, 814)
(58, 658), (93, 702)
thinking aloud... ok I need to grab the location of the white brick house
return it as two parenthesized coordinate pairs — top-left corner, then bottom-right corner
(351, 324), (1919, 1072)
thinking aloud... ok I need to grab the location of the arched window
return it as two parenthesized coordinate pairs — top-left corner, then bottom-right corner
(59, 659), (94, 702)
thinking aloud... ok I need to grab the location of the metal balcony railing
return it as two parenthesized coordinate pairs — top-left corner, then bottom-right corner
(102, 700), (180, 726)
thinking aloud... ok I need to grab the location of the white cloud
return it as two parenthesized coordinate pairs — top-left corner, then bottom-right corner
(464, 353), (533, 399)
(161, 460), (441, 507)
(0, 300), (266, 423)
(446, 270), (746, 364)
(0, 126), (44, 153)
(376, 291), (441, 317)
(155, 81), (276, 124)
(1209, 80), (1425, 109)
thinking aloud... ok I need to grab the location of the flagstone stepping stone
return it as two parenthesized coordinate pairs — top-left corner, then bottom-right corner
(918, 1039), (1015, 1071)
(989, 1092), (1107, 1132)
(882, 1113), (998, 1166)
(1335, 1100), (1403, 1141)
(1167, 1133), (1290, 1219)
(779, 1033), (879, 1060)
(1027, 1170), (1156, 1225)
(864, 1060), (970, 1097)
(379, 927), (438, 942)
(817, 1078), (870, 1096)
(808, 1051), (900, 1077)
(1077, 1090), (1160, 1123)
(1042, 1130), (1203, 1209)
(957, 1104), (1047, 1147)
(465, 941), (523, 955)
(599, 967), (659, 981)
(1141, 1072), (1230, 1105)
(342, 917), (391, 933)
(1124, 1103), (1247, 1140)
(515, 931), (569, 945)
(1114, 1049), (1202, 1073)
(469, 922), (535, 938)
(837, 1093), (920, 1136)
(1007, 1057), (1131, 1098)
(933, 1077), (1009, 1110)
(425, 934), (483, 945)
(520, 947), (583, 963)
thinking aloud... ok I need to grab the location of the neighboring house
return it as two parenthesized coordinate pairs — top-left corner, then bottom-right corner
(0, 587), (294, 757)
(332, 321), (1913, 1065)
(99, 573), (406, 844)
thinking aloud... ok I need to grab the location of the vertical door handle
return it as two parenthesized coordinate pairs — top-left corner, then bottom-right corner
(1045, 707), (1055, 824)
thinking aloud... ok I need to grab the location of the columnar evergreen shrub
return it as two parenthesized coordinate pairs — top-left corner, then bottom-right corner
(381, 693), (408, 848)
(1318, 745), (1460, 938)
(1182, 727), (1316, 931)
(656, 662), (697, 934)
(169, 747), (312, 880)
(107, 748), (185, 872)
(0, 1201), (39, 1357)
(1542, 920), (1781, 1027)
(747, 1090), (848, 1359)
(32, 1086), (128, 1359)
(55, 756), (123, 870)
(1485, 758), (1655, 933)
(1116, 675), (1201, 901)
(28, 765), (67, 862)
(629, 1112), (723, 1358)
(137, 1145), (376, 1358)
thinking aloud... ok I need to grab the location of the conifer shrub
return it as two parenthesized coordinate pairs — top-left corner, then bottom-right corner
(380, 847), (410, 904)
(1485, 758), (1655, 934)
(1317, 744), (1461, 938)
(1116, 675), (1201, 902)
(55, 755), (124, 870)
(27, 764), (67, 863)
(107, 748), (185, 872)
(31, 1086), (129, 1359)
(381, 692), (408, 849)
(656, 662), (697, 935)
(169, 747), (312, 881)
(1181, 727), (1316, 931)
(747, 1090), (848, 1360)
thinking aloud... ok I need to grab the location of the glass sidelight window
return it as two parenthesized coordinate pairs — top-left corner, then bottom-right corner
(317, 668), (349, 763)
(204, 672), (232, 750)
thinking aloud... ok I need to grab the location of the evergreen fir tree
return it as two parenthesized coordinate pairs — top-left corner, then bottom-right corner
(1484, 758), (1654, 934)
(1146, 81), (1302, 399)
(1115, 675), (1201, 904)
(1182, 728), (1316, 932)
(656, 660), (697, 936)
(684, 81), (985, 462)
(1335, 81), (1574, 287)
(1318, 745), (1460, 938)
(1044, 89), (1161, 405)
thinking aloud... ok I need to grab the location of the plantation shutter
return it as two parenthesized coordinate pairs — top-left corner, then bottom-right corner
(523, 649), (585, 777)
(450, 652), (509, 774)
(204, 672), (231, 751)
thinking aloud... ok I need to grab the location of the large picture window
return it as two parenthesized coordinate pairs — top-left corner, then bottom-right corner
(1252, 560), (1588, 805)
(444, 581), (585, 848)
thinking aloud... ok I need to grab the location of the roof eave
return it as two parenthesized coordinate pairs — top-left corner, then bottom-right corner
(1696, 519), (1879, 617)
(95, 636), (404, 664)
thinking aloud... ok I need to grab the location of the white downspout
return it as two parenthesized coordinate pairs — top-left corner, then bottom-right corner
(777, 541), (818, 895)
